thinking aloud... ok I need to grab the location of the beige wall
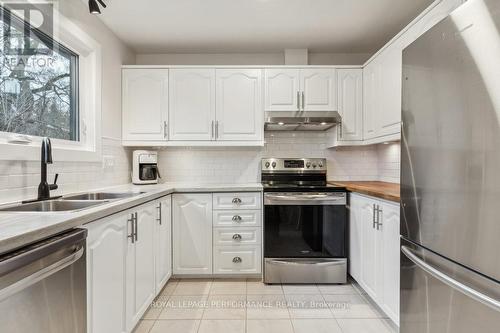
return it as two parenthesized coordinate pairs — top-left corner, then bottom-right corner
(59, 0), (135, 139)
(136, 52), (371, 66)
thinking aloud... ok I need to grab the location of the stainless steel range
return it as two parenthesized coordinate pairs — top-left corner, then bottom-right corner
(261, 158), (347, 284)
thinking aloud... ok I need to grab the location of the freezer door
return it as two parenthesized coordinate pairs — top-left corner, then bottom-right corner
(401, 0), (500, 281)
(400, 238), (500, 333)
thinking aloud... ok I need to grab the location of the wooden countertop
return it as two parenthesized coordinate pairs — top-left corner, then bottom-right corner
(328, 181), (400, 202)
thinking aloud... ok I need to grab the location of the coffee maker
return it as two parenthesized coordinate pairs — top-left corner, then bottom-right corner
(132, 150), (160, 184)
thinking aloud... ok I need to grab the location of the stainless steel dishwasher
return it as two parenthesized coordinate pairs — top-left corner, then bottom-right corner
(0, 229), (87, 333)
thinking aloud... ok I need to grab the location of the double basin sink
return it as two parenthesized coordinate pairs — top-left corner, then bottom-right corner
(0, 192), (145, 212)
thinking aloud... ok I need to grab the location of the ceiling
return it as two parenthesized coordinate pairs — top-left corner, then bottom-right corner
(97, 0), (435, 54)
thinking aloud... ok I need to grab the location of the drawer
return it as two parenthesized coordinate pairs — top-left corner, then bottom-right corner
(213, 246), (262, 274)
(213, 210), (261, 227)
(213, 192), (261, 210)
(213, 227), (261, 246)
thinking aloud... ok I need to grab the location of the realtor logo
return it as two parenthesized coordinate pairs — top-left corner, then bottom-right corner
(1, 1), (54, 55)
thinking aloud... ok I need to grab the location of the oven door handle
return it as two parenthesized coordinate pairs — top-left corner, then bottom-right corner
(264, 193), (346, 205)
(268, 259), (346, 266)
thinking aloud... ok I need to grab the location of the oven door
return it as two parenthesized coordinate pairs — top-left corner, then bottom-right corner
(264, 192), (346, 258)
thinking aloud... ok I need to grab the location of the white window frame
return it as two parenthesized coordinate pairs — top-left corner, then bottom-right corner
(0, 5), (102, 162)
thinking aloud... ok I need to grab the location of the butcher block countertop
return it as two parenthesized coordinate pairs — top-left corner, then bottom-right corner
(328, 181), (400, 203)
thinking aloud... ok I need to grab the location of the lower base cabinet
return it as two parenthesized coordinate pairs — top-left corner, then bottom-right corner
(86, 195), (172, 333)
(349, 193), (400, 325)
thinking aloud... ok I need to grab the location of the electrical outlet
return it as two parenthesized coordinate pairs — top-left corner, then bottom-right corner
(102, 155), (115, 170)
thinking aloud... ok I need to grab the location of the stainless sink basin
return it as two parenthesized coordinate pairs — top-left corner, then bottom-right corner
(0, 200), (108, 212)
(62, 192), (145, 201)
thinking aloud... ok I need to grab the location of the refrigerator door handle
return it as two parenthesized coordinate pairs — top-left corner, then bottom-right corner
(401, 245), (500, 312)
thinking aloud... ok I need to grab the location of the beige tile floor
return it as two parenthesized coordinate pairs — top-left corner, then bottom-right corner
(133, 278), (398, 333)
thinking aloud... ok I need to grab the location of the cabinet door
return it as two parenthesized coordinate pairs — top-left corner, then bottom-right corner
(126, 205), (156, 330)
(86, 214), (129, 333)
(300, 68), (337, 111)
(155, 196), (172, 293)
(216, 69), (263, 141)
(363, 62), (379, 140)
(264, 69), (300, 111)
(377, 47), (402, 137)
(348, 194), (363, 281)
(173, 193), (213, 274)
(337, 69), (363, 141)
(122, 69), (168, 141)
(169, 69), (216, 140)
(360, 197), (381, 300)
(380, 201), (400, 324)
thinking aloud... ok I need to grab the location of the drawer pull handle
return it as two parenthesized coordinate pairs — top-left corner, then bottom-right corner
(232, 256), (242, 263)
(232, 234), (242, 241)
(232, 198), (242, 204)
(232, 215), (242, 222)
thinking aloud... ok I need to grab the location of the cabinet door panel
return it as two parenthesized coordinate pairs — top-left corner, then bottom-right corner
(363, 63), (379, 140)
(348, 195), (362, 281)
(216, 69), (263, 141)
(169, 69), (216, 140)
(378, 47), (402, 137)
(86, 214), (128, 333)
(122, 69), (168, 141)
(301, 68), (337, 111)
(173, 194), (213, 274)
(264, 69), (300, 111)
(360, 198), (380, 300)
(126, 205), (156, 329)
(338, 69), (363, 141)
(155, 196), (172, 293)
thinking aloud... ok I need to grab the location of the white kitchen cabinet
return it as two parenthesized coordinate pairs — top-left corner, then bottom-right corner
(172, 193), (213, 274)
(169, 68), (216, 141)
(126, 205), (156, 330)
(349, 193), (400, 325)
(265, 68), (336, 112)
(215, 69), (263, 141)
(362, 62), (379, 140)
(337, 69), (363, 141)
(154, 196), (172, 293)
(213, 246), (261, 274)
(264, 69), (300, 111)
(301, 68), (337, 111)
(122, 69), (168, 141)
(86, 213), (129, 333)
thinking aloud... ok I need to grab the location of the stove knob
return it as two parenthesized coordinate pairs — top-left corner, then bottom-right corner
(271, 161), (277, 168)
(312, 163), (317, 168)
(306, 162), (311, 168)
(318, 162), (323, 168)
(265, 161), (270, 168)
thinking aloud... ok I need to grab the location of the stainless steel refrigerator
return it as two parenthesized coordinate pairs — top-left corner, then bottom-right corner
(401, 0), (500, 331)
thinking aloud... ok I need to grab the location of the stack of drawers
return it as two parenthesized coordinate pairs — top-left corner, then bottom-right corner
(212, 192), (262, 274)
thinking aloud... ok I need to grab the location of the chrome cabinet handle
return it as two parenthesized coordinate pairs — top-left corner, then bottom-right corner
(211, 120), (214, 139)
(372, 204), (377, 229)
(128, 213), (135, 244)
(232, 197), (242, 204)
(134, 212), (138, 242)
(401, 246), (500, 312)
(215, 121), (219, 139)
(297, 91), (300, 111)
(232, 234), (242, 241)
(157, 203), (162, 225)
(232, 215), (242, 222)
(376, 206), (383, 230)
(232, 257), (242, 263)
(163, 121), (168, 139)
(301, 91), (305, 110)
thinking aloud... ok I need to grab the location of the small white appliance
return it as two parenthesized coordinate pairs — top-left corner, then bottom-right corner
(132, 150), (160, 184)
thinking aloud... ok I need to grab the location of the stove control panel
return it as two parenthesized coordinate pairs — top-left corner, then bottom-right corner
(261, 158), (327, 173)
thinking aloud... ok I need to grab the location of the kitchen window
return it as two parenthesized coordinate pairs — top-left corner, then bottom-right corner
(0, 4), (102, 162)
(0, 7), (79, 141)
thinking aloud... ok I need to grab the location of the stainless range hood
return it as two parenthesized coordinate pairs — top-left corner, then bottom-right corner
(264, 111), (341, 131)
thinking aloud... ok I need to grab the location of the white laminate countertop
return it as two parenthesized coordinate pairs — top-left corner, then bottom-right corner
(0, 182), (263, 255)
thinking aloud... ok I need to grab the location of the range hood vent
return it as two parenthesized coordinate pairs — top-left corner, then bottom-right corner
(264, 111), (341, 131)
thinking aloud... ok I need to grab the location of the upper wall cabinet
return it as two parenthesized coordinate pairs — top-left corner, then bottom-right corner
(216, 69), (263, 141)
(169, 68), (216, 141)
(337, 69), (363, 141)
(122, 69), (168, 141)
(264, 68), (337, 112)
